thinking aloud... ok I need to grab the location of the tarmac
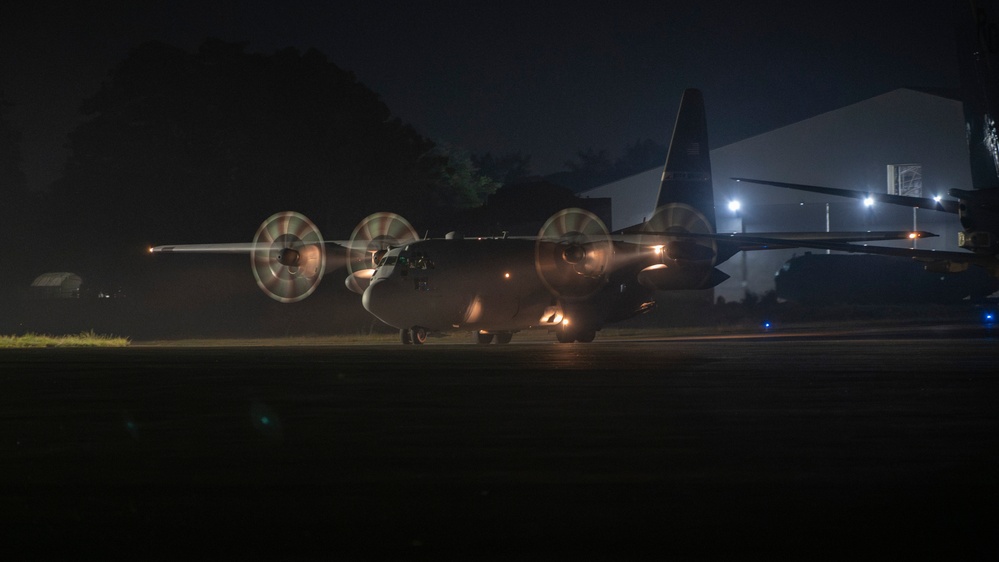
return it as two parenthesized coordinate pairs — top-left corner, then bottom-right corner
(1, 324), (997, 559)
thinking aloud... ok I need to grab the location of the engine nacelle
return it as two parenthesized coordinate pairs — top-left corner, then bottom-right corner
(345, 268), (375, 294)
(665, 240), (714, 262)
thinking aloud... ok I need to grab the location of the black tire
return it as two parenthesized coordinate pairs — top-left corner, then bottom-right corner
(576, 329), (596, 343)
(495, 332), (513, 344)
(400, 328), (412, 345)
(555, 329), (574, 343)
(412, 326), (428, 344)
(476, 332), (494, 344)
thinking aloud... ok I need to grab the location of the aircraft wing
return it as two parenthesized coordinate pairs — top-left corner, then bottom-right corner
(732, 236), (998, 273)
(150, 240), (365, 254)
(697, 230), (935, 251)
(150, 243), (257, 254)
(731, 178), (961, 214)
(609, 229), (935, 248)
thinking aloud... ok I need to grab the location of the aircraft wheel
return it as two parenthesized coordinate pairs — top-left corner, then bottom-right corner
(576, 329), (596, 343)
(412, 326), (428, 345)
(476, 332), (494, 344)
(555, 329), (574, 344)
(495, 332), (513, 344)
(400, 328), (412, 345)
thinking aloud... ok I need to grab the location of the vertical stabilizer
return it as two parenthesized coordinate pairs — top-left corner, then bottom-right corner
(959, 0), (999, 189)
(654, 88), (716, 232)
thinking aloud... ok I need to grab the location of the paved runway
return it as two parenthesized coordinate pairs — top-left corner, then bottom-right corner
(1, 328), (997, 559)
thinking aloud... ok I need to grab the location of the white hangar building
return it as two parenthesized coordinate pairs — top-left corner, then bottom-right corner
(581, 88), (970, 303)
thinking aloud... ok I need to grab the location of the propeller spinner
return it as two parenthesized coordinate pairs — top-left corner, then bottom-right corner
(535, 208), (613, 300)
(251, 212), (326, 303)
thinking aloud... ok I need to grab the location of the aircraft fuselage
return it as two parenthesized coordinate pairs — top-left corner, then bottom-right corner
(361, 238), (656, 334)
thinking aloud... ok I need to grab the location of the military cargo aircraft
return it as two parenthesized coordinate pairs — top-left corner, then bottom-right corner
(151, 89), (929, 344)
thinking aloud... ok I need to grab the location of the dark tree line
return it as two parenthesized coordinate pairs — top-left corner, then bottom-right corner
(4, 38), (670, 318)
(0, 95), (26, 195)
(46, 39), (499, 280)
(547, 138), (668, 192)
(0, 94), (37, 290)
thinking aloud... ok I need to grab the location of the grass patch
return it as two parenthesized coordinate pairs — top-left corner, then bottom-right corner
(0, 331), (130, 348)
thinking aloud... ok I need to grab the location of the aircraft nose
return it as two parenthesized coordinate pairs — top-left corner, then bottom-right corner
(362, 278), (400, 327)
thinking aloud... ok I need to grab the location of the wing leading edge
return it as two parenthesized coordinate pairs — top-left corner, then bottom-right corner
(150, 240), (366, 254)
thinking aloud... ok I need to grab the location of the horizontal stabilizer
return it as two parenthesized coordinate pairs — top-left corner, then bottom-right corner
(732, 178), (961, 214)
(637, 264), (729, 291)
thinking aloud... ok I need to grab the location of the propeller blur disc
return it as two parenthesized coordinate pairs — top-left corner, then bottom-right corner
(641, 203), (717, 285)
(535, 208), (612, 300)
(347, 212), (419, 274)
(251, 212), (326, 303)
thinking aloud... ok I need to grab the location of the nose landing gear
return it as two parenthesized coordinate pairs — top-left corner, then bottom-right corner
(401, 326), (428, 345)
(475, 331), (514, 344)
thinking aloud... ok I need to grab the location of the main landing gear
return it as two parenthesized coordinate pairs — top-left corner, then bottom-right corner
(400, 326), (428, 345)
(475, 331), (513, 344)
(555, 325), (596, 343)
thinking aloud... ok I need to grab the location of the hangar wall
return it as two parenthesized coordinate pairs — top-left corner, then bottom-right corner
(581, 88), (970, 303)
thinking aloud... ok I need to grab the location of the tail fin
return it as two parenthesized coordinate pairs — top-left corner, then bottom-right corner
(959, 0), (999, 189)
(654, 89), (716, 232)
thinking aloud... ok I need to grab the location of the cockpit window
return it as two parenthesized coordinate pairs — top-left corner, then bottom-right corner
(375, 250), (432, 272)
(409, 252), (434, 270)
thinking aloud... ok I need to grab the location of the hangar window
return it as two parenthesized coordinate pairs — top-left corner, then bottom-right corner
(887, 164), (922, 197)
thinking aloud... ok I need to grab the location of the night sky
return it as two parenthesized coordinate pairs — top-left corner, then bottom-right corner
(2, 1), (961, 192)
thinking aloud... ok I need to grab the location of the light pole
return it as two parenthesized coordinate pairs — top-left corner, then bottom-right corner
(728, 200), (747, 298)
(825, 202), (830, 254)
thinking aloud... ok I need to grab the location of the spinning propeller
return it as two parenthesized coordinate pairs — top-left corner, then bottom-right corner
(638, 203), (721, 290)
(344, 212), (419, 294)
(535, 208), (613, 300)
(251, 212), (326, 303)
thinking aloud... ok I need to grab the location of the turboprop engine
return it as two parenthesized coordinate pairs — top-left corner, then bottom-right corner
(251, 212), (326, 302)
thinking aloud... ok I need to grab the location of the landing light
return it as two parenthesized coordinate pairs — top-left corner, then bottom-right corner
(908, 232), (918, 239)
(652, 245), (664, 254)
(503, 272), (511, 279)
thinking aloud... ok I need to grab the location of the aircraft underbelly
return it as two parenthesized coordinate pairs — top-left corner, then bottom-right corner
(460, 293), (518, 324)
(459, 291), (553, 331)
(363, 239), (562, 332)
